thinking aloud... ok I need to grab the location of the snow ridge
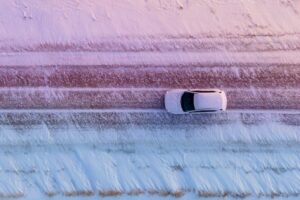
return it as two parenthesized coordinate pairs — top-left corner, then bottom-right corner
(0, 118), (300, 199)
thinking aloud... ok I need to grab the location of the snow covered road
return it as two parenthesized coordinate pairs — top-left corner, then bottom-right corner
(0, 88), (299, 110)
(0, 53), (299, 109)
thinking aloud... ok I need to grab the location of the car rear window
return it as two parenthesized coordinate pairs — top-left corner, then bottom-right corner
(181, 92), (195, 112)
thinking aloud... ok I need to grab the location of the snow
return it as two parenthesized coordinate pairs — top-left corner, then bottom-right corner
(0, 113), (300, 199)
(0, 0), (300, 199)
(1, 0), (300, 50)
(1, 51), (300, 66)
(0, 0), (300, 53)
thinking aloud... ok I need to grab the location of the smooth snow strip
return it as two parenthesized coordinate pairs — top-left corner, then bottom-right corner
(0, 87), (300, 92)
(0, 108), (299, 114)
(0, 87), (169, 92)
(1, 51), (300, 66)
(0, 87), (299, 110)
(0, 108), (165, 113)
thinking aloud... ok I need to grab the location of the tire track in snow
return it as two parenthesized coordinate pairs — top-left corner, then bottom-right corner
(0, 109), (300, 126)
(0, 64), (299, 88)
(0, 88), (299, 110)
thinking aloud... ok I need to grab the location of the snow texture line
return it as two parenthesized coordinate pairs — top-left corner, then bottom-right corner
(0, 65), (300, 88)
(2, 34), (300, 53)
(0, 88), (299, 109)
(1, 51), (300, 66)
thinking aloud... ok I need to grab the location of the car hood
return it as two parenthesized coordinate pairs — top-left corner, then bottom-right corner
(164, 90), (185, 114)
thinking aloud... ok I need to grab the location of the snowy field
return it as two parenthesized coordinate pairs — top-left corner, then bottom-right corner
(0, 110), (300, 199)
(1, 110), (300, 199)
(0, 0), (300, 199)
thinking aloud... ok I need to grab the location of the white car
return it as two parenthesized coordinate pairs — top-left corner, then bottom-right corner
(164, 89), (227, 114)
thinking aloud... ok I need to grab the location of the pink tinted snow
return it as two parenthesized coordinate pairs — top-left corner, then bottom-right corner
(0, 0), (300, 50)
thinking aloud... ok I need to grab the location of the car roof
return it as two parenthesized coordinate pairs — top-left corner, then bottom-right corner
(193, 92), (223, 110)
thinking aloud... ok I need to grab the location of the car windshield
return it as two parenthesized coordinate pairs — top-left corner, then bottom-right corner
(181, 92), (195, 112)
